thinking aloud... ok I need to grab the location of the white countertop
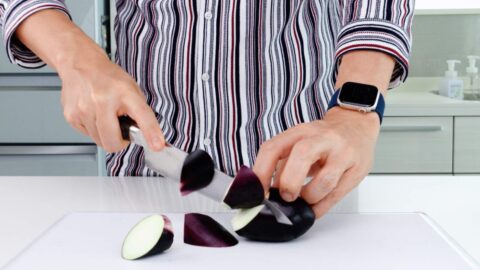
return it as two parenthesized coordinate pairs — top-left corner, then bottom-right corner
(385, 90), (480, 116)
(0, 176), (479, 268)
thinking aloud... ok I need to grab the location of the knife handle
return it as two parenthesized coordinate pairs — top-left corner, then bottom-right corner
(119, 115), (137, 141)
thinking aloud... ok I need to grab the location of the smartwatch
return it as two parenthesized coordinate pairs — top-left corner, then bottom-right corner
(327, 82), (385, 124)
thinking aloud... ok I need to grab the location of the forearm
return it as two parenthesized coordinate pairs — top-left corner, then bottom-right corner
(14, 9), (107, 77)
(335, 51), (396, 96)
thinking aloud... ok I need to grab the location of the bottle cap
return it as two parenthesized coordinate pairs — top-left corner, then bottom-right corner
(466, 56), (480, 74)
(446, 60), (461, 78)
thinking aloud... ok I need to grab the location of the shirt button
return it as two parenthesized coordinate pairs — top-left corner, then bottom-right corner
(201, 73), (210, 81)
(203, 138), (212, 146)
(204, 11), (213, 20)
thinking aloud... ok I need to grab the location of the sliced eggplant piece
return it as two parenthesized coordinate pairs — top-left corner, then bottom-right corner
(180, 149), (215, 196)
(223, 165), (265, 209)
(234, 188), (315, 242)
(184, 213), (238, 247)
(231, 204), (265, 231)
(121, 214), (174, 260)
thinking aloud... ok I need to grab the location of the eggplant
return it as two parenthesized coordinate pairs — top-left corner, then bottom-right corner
(223, 166), (265, 209)
(121, 214), (174, 260)
(233, 188), (315, 242)
(180, 149), (215, 195)
(184, 213), (238, 247)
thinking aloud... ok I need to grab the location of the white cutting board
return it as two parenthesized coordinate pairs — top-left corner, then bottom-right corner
(3, 213), (479, 270)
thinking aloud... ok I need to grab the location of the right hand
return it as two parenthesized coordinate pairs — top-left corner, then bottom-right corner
(58, 47), (165, 153)
(13, 9), (164, 153)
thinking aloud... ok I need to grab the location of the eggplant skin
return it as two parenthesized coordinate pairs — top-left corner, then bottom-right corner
(223, 166), (265, 209)
(235, 188), (315, 242)
(180, 149), (215, 195)
(141, 229), (174, 259)
(184, 213), (239, 247)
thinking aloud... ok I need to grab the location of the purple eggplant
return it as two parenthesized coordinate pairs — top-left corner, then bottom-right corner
(180, 149), (215, 195)
(223, 165), (265, 209)
(121, 214), (174, 260)
(184, 213), (238, 247)
(233, 188), (315, 242)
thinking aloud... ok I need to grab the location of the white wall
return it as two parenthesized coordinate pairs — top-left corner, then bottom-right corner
(416, 0), (480, 10)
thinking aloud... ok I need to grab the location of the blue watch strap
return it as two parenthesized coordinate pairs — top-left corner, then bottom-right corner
(327, 90), (385, 124)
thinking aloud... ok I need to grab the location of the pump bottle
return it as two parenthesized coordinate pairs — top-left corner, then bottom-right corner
(439, 60), (464, 100)
(466, 55), (480, 95)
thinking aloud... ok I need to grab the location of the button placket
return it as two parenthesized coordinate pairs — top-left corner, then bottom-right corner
(201, 0), (215, 150)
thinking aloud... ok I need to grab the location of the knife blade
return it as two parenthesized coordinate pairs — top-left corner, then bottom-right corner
(119, 116), (293, 225)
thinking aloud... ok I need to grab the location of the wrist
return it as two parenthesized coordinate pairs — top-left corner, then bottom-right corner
(54, 27), (109, 79)
(325, 107), (381, 133)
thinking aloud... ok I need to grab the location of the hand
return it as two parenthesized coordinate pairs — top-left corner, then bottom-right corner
(253, 107), (380, 218)
(59, 49), (165, 152)
(14, 9), (165, 153)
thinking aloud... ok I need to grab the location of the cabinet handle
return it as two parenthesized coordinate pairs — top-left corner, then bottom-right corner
(0, 145), (97, 156)
(381, 125), (443, 132)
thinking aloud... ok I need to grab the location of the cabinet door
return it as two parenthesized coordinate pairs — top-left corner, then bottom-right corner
(372, 117), (453, 173)
(0, 145), (98, 176)
(454, 117), (480, 174)
(0, 0), (103, 74)
(0, 89), (92, 143)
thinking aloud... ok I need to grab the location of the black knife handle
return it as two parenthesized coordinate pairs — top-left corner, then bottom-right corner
(119, 115), (138, 141)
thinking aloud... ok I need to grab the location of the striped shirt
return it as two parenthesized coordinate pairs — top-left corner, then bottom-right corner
(1, 0), (414, 176)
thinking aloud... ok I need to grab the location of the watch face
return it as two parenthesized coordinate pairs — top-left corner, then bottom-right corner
(338, 82), (379, 107)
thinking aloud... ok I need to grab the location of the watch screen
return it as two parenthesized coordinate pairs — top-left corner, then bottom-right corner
(338, 82), (379, 107)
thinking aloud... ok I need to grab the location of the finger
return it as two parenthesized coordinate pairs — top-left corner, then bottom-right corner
(253, 125), (310, 192)
(82, 116), (103, 147)
(272, 159), (287, 188)
(311, 168), (364, 219)
(278, 137), (330, 202)
(124, 97), (165, 151)
(301, 158), (350, 204)
(96, 108), (129, 153)
(70, 122), (89, 137)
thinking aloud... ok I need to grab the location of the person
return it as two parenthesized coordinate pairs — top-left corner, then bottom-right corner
(0, 0), (414, 218)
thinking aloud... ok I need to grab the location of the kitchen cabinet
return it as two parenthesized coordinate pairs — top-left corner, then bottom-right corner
(0, 89), (91, 143)
(372, 117), (454, 173)
(0, 0), (106, 75)
(0, 0), (107, 176)
(454, 117), (480, 174)
(0, 145), (98, 176)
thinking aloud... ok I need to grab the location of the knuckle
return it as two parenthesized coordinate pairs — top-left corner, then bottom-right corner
(293, 141), (311, 155)
(63, 109), (77, 124)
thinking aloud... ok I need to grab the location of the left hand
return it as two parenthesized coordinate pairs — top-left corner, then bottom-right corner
(253, 106), (381, 218)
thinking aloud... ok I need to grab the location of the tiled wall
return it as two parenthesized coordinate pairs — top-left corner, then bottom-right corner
(410, 13), (480, 77)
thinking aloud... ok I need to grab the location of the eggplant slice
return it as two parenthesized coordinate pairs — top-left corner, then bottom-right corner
(122, 214), (174, 260)
(223, 165), (265, 209)
(234, 188), (315, 242)
(184, 213), (238, 247)
(180, 150), (215, 196)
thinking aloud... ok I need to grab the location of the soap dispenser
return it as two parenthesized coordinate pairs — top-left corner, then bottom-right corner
(439, 60), (464, 100)
(466, 55), (480, 94)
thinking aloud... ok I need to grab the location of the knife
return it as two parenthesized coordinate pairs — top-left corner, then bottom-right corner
(119, 116), (293, 225)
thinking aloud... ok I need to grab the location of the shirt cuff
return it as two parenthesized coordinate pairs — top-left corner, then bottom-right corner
(2, 0), (71, 69)
(334, 19), (412, 89)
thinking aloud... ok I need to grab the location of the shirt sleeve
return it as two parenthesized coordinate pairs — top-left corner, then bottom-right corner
(0, 0), (71, 69)
(335, 0), (415, 89)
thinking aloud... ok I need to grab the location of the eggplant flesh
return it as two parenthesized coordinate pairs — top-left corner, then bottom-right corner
(121, 214), (174, 260)
(235, 188), (315, 242)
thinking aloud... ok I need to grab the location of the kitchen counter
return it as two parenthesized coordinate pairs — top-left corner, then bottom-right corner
(0, 176), (479, 268)
(385, 90), (480, 116)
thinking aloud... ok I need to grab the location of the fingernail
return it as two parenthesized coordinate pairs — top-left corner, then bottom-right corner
(281, 191), (295, 202)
